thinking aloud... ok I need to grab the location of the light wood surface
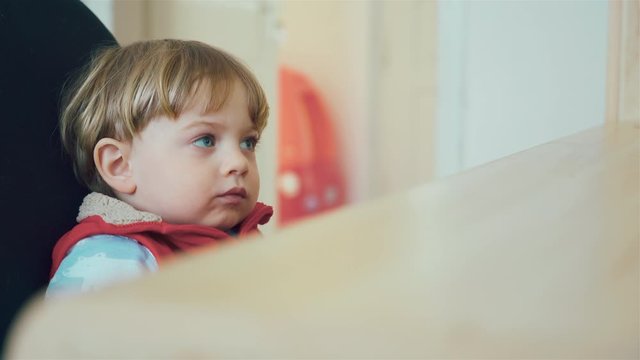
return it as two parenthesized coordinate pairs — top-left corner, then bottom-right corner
(6, 123), (639, 358)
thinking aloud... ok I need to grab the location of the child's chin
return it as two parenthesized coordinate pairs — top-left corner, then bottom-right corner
(203, 215), (242, 231)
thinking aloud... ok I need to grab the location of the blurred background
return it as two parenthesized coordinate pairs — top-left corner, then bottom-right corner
(81, 0), (637, 232)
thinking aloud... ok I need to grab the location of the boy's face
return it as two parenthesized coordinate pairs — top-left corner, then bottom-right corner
(126, 82), (260, 230)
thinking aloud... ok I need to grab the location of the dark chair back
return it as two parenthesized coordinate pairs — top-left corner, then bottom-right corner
(0, 0), (116, 349)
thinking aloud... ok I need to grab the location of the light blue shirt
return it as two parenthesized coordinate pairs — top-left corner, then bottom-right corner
(46, 234), (159, 298)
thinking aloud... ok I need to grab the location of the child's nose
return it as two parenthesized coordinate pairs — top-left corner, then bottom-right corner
(220, 147), (249, 176)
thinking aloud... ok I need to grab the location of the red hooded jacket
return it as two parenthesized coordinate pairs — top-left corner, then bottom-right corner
(50, 193), (273, 278)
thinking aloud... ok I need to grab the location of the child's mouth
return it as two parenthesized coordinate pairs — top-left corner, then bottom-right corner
(217, 187), (247, 205)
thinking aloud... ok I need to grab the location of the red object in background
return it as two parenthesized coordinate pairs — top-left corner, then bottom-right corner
(277, 66), (347, 226)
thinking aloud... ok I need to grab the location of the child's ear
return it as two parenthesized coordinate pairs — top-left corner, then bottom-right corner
(93, 138), (136, 195)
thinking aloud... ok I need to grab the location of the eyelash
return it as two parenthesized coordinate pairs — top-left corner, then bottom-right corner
(193, 135), (215, 148)
(241, 136), (260, 151)
(192, 135), (259, 151)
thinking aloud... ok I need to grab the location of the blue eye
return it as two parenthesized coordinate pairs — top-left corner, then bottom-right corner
(240, 136), (259, 151)
(193, 135), (215, 148)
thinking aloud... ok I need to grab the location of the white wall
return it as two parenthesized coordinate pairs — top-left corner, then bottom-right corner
(80, 0), (113, 32)
(279, 1), (438, 202)
(279, 1), (373, 203)
(437, 0), (609, 175)
(369, 1), (438, 198)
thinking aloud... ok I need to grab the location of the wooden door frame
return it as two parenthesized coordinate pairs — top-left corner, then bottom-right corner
(606, 0), (639, 125)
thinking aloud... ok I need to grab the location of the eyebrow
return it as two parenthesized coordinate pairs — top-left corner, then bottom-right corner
(180, 118), (257, 133)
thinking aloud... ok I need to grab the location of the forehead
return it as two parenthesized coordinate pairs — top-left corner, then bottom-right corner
(177, 82), (254, 129)
(181, 78), (247, 116)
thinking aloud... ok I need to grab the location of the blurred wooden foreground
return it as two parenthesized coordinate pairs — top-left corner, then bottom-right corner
(6, 123), (639, 358)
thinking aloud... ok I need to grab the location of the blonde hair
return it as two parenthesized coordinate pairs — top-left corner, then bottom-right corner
(60, 39), (269, 195)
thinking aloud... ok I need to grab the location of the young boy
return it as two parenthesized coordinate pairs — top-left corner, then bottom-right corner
(46, 40), (273, 297)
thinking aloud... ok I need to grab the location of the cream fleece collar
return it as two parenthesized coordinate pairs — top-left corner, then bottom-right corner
(77, 192), (162, 225)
